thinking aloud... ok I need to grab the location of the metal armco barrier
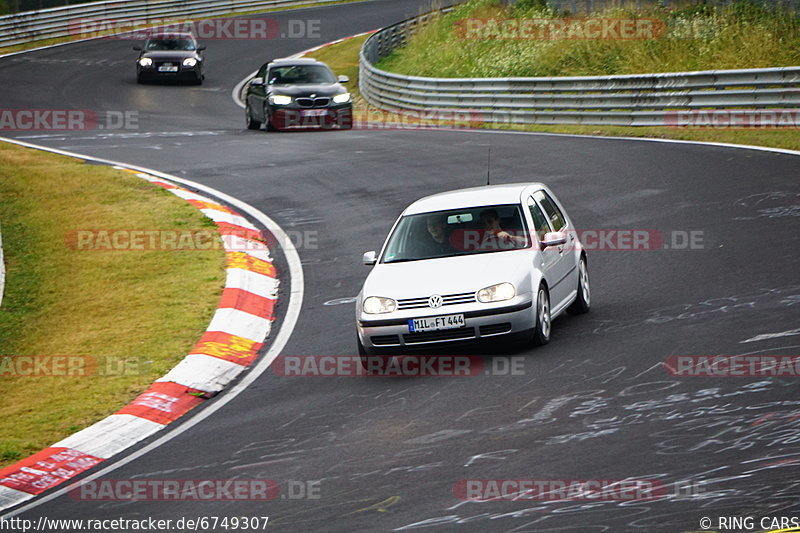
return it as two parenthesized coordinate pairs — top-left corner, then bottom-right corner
(359, 10), (800, 127)
(0, 0), (337, 47)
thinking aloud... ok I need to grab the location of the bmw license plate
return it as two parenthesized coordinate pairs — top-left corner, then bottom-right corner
(409, 314), (465, 333)
(301, 109), (328, 117)
(158, 65), (178, 72)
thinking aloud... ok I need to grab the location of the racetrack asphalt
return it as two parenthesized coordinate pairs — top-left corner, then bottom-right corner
(1, 0), (800, 531)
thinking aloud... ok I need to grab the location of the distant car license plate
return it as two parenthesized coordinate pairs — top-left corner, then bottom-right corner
(301, 109), (328, 117)
(158, 65), (178, 72)
(409, 314), (465, 333)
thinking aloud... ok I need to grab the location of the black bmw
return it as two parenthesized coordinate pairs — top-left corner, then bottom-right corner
(134, 34), (206, 85)
(245, 58), (352, 131)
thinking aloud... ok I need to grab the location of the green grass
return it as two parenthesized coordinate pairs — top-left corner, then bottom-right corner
(307, 24), (800, 151)
(0, 143), (226, 468)
(378, 0), (800, 77)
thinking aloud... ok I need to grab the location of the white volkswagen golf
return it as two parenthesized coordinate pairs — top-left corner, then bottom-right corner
(356, 183), (590, 356)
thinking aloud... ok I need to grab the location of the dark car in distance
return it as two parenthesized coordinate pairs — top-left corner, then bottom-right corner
(134, 34), (205, 84)
(245, 58), (352, 131)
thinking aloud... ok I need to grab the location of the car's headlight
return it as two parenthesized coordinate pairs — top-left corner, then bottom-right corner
(363, 296), (397, 314)
(269, 95), (292, 105)
(332, 92), (351, 104)
(477, 283), (516, 303)
(138, 58), (153, 67)
(182, 58), (198, 67)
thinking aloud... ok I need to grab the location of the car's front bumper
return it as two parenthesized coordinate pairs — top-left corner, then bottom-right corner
(137, 65), (201, 81)
(357, 297), (534, 349)
(268, 104), (352, 129)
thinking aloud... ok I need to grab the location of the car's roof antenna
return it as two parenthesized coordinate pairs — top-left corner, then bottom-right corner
(486, 147), (491, 186)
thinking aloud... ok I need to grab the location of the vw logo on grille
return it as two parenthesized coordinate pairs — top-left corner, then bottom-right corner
(428, 295), (443, 308)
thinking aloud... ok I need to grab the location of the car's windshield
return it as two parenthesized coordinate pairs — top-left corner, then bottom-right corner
(144, 38), (197, 51)
(381, 204), (530, 263)
(268, 65), (336, 85)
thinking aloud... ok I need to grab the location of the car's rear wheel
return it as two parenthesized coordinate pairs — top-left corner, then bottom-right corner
(245, 105), (261, 130)
(532, 284), (551, 346)
(567, 256), (591, 315)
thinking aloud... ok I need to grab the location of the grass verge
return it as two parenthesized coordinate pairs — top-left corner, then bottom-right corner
(307, 20), (799, 151)
(378, 0), (800, 77)
(0, 142), (226, 468)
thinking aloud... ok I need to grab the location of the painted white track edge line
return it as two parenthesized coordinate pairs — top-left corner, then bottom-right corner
(0, 136), (304, 518)
(232, 70), (258, 110)
(442, 127), (800, 157)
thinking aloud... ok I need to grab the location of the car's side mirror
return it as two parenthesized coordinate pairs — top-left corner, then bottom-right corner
(197, 46), (207, 51)
(362, 251), (377, 266)
(132, 45), (142, 51)
(337, 74), (350, 84)
(541, 231), (567, 248)
(250, 77), (265, 86)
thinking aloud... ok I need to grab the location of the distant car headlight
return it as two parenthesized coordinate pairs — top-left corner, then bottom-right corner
(363, 296), (397, 314)
(332, 92), (351, 104)
(269, 95), (292, 105)
(138, 57), (153, 67)
(477, 283), (516, 303)
(182, 58), (198, 67)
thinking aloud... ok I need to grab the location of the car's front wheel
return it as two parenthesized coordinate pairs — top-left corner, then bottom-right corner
(567, 256), (590, 315)
(358, 335), (397, 375)
(245, 105), (261, 130)
(532, 284), (551, 346)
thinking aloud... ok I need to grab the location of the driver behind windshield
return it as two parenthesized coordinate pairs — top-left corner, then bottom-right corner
(418, 214), (454, 257)
(146, 38), (195, 51)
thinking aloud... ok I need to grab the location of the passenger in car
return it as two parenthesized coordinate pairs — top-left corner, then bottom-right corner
(479, 209), (527, 248)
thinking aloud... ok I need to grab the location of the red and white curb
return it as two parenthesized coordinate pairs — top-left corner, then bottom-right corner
(0, 167), (279, 510)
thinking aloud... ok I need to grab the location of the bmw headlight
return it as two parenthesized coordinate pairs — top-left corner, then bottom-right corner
(477, 283), (516, 303)
(332, 92), (351, 104)
(269, 95), (292, 105)
(138, 57), (153, 67)
(182, 58), (198, 67)
(363, 296), (397, 314)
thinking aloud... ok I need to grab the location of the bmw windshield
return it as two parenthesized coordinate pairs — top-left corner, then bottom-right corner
(381, 204), (531, 264)
(268, 65), (336, 85)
